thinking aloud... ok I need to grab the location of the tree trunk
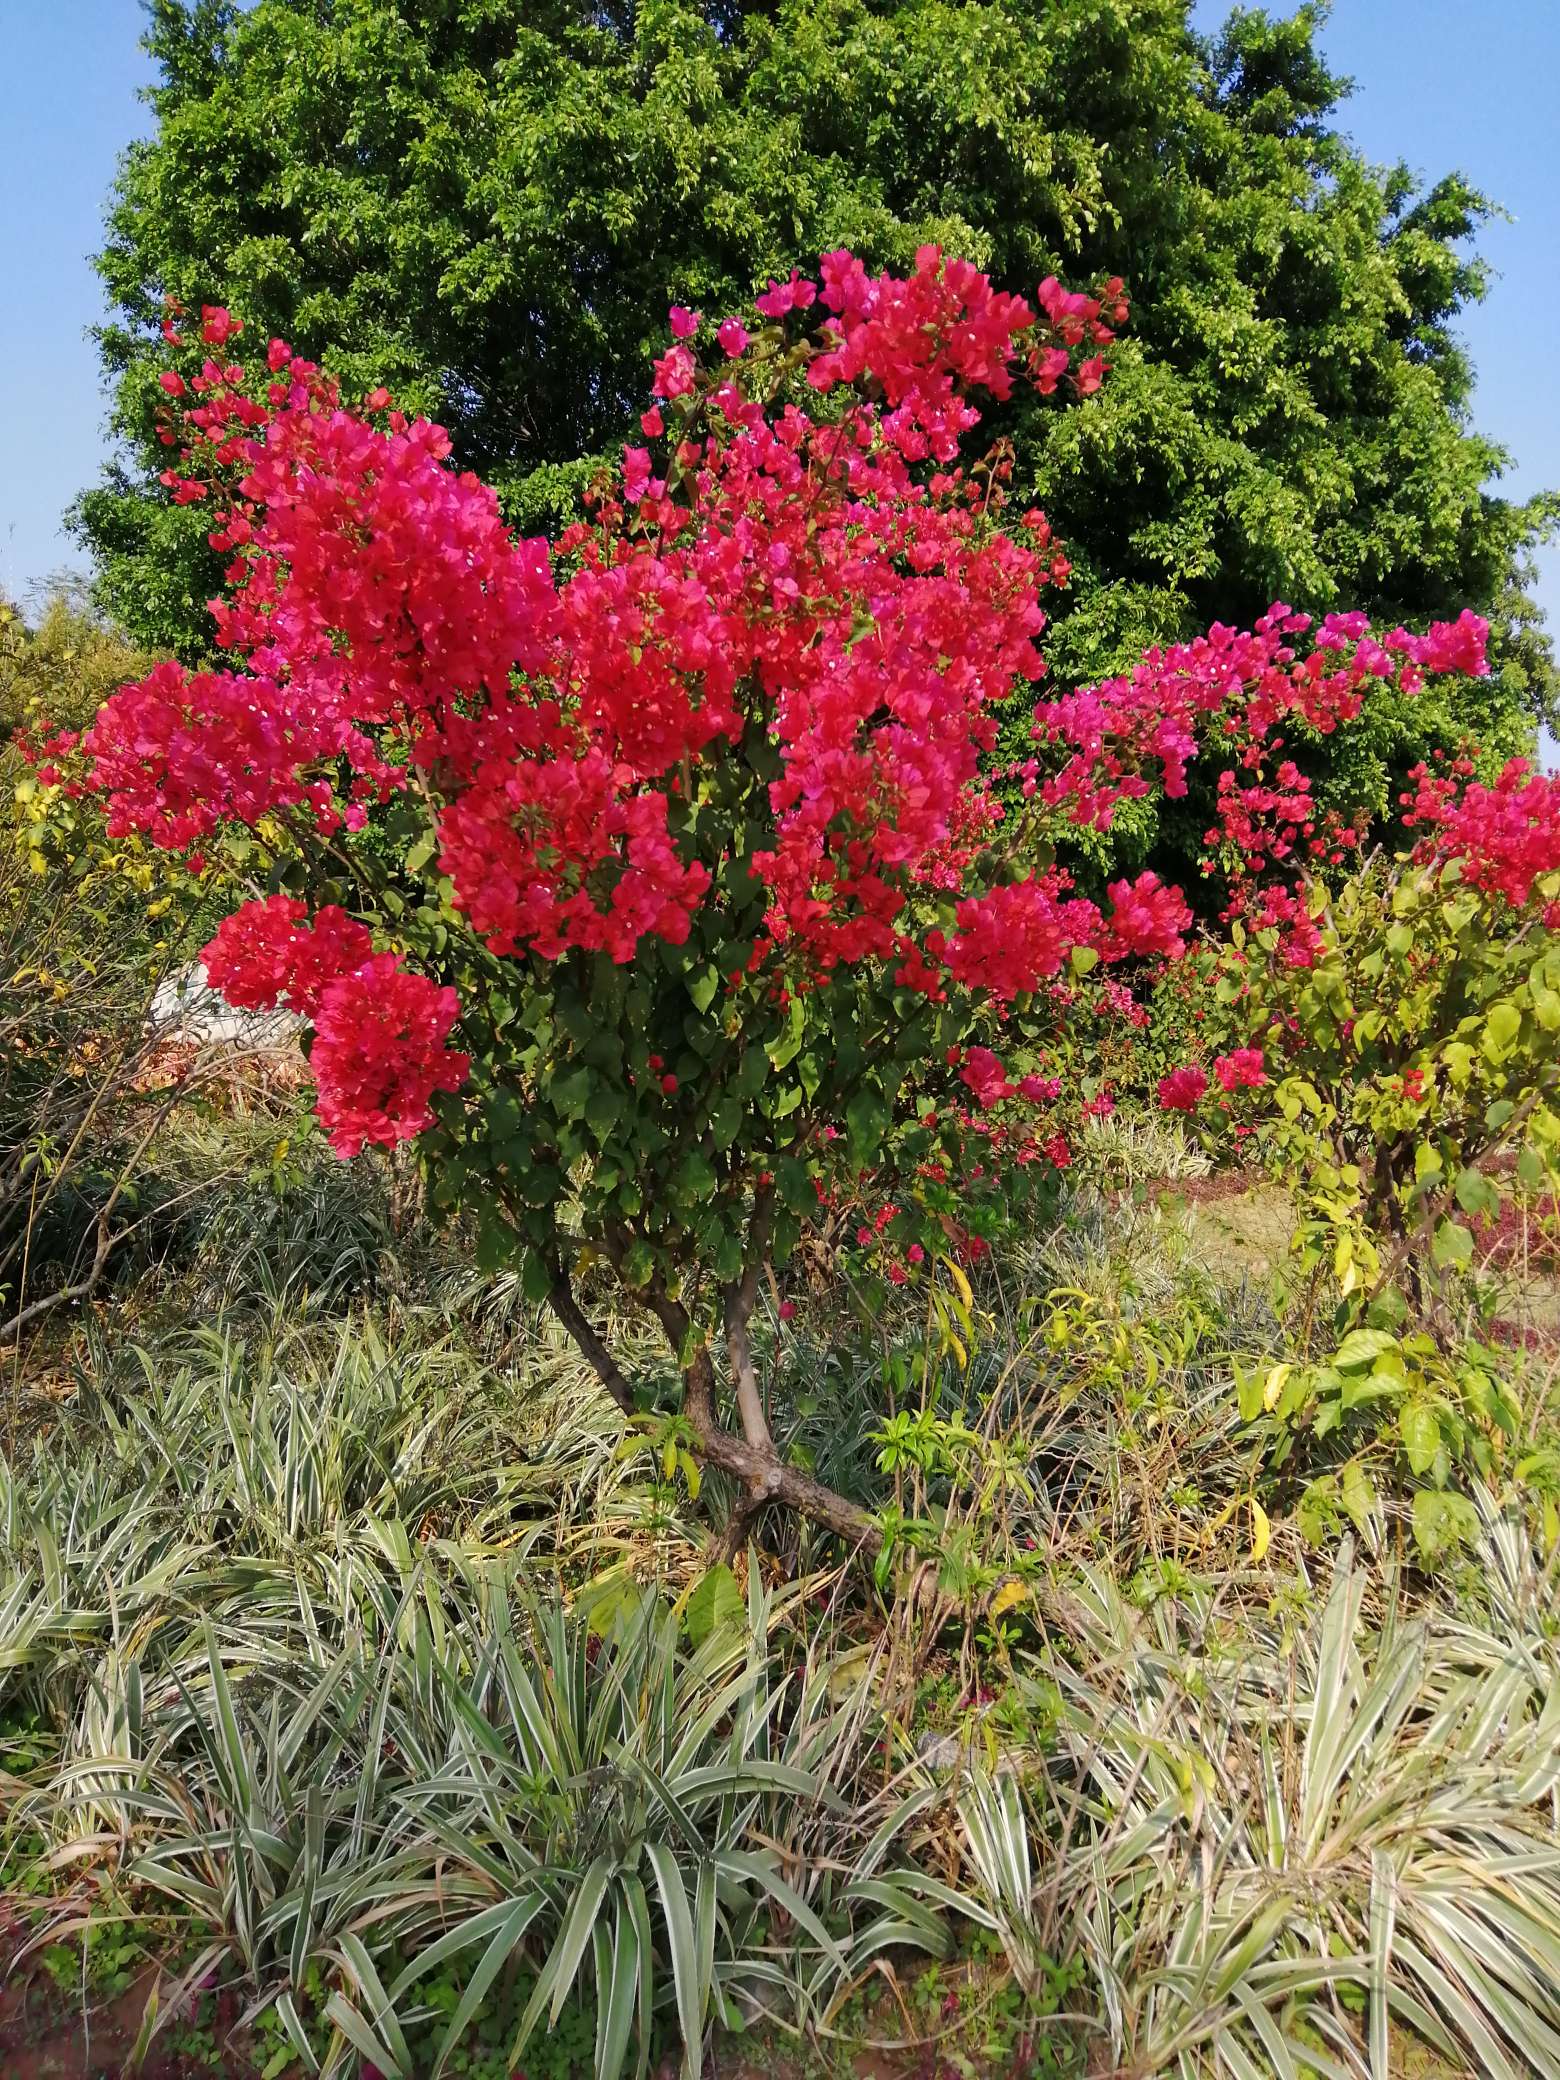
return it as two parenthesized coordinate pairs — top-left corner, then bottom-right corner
(545, 1262), (635, 1415)
(683, 1340), (879, 1549)
(576, 1221), (880, 1555)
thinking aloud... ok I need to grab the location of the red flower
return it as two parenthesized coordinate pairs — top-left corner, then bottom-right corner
(201, 895), (373, 1017)
(48, 245), (1508, 1203)
(311, 955), (470, 1158)
(1158, 1066), (1208, 1112)
(959, 1047), (1013, 1107)
(200, 306), (242, 346)
(1074, 355), (1108, 396)
(1213, 1048), (1266, 1092)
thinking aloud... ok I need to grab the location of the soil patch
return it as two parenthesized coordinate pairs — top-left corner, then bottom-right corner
(0, 1964), (258, 2080)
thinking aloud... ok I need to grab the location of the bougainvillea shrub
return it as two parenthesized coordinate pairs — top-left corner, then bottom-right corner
(37, 257), (1517, 1541)
(1164, 754), (1560, 1294)
(1145, 751), (1560, 1552)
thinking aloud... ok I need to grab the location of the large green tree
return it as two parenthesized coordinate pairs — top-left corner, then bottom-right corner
(80, 0), (1555, 877)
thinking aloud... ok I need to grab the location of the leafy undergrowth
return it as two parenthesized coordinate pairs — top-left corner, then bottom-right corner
(3, 1125), (1560, 2079)
(1166, 1178), (1560, 1355)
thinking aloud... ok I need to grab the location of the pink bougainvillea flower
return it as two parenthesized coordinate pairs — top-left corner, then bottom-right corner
(1214, 1049), (1267, 1092)
(311, 954), (470, 1159)
(1158, 1066), (1209, 1112)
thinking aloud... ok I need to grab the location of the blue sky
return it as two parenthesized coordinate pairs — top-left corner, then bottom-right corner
(2, 0), (1556, 654)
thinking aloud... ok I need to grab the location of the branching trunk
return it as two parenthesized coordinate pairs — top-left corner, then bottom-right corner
(582, 1217), (879, 1556)
(692, 1397), (879, 1548)
(681, 1339), (877, 1545)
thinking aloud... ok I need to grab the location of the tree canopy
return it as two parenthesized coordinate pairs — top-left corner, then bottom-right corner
(80, 0), (1556, 882)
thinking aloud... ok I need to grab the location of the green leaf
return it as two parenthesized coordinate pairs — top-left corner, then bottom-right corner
(1233, 1359), (1265, 1426)
(1411, 1487), (1478, 1563)
(684, 1564), (744, 1647)
(766, 997), (805, 1071)
(1399, 1402), (1441, 1477)
(1296, 1474), (1340, 1545)
(548, 1066), (592, 1117)
(519, 1164), (563, 1208)
(645, 1844), (704, 2080)
(1454, 1166), (1499, 1219)
(733, 1048), (768, 1099)
(520, 1249), (554, 1304)
(1413, 1140), (1444, 1185)
(1339, 1459), (1377, 1536)
(620, 1239), (655, 1289)
(687, 965), (720, 1013)
(476, 1212), (521, 1275)
(1431, 1220), (1473, 1272)
(586, 1085), (623, 1137)
(1441, 894), (1478, 934)
(677, 1151), (718, 1202)
(776, 1156), (814, 1215)
(547, 1858), (614, 2025)
(1482, 1001), (1521, 1061)
(846, 1087), (887, 1157)
(1333, 1328), (1397, 1372)
(594, 1895), (640, 2080)
(555, 987), (594, 1044)
(325, 1995), (409, 2080)
(577, 1569), (644, 1640)
(1441, 1041), (1476, 1086)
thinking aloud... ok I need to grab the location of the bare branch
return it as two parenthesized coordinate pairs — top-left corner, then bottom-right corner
(545, 1255), (635, 1415)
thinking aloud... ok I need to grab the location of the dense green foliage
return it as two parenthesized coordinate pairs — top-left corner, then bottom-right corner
(83, 0), (1554, 884)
